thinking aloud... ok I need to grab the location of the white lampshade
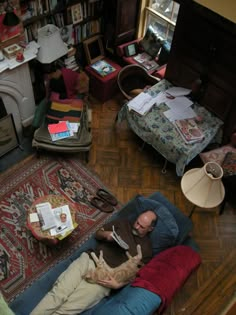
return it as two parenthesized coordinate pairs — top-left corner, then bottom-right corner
(37, 24), (68, 64)
(181, 162), (225, 208)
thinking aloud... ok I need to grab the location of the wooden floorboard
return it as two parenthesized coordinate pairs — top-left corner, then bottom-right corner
(87, 93), (236, 315)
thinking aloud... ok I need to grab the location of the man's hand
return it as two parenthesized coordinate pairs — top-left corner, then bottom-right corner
(95, 228), (113, 241)
(97, 275), (127, 289)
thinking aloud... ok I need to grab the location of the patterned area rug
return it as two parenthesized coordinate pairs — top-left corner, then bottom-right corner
(0, 155), (120, 302)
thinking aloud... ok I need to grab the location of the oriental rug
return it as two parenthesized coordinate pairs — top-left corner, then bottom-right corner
(0, 155), (121, 302)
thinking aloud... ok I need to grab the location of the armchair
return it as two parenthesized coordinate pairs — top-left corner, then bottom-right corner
(116, 26), (170, 79)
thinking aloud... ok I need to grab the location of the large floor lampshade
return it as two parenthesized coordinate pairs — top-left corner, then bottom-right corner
(181, 162), (225, 215)
(37, 24), (68, 64)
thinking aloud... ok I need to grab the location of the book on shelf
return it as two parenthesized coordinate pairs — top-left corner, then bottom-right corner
(133, 52), (159, 71)
(174, 118), (204, 144)
(90, 59), (116, 77)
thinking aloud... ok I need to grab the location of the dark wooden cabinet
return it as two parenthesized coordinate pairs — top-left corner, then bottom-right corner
(165, 1), (236, 143)
(103, 0), (140, 52)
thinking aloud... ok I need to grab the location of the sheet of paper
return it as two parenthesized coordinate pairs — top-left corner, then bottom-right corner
(128, 92), (152, 112)
(165, 96), (193, 111)
(163, 107), (197, 122)
(30, 213), (39, 223)
(165, 87), (191, 97)
(68, 122), (80, 133)
(50, 205), (74, 237)
(153, 91), (169, 106)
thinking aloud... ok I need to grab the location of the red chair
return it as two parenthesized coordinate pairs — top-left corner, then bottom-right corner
(116, 26), (170, 79)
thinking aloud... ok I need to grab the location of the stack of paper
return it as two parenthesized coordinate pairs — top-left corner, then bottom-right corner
(36, 202), (56, 231)
(128, 92), (156, 115)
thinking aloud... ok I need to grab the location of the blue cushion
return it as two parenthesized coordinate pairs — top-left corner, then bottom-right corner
(140, 25), (162, 58)
(149, 192), (193, 245)
(135, 196), (179, 255)
(87, 284), (161, 315)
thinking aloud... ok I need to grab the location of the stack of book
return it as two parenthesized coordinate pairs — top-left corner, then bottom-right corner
(174, 118), (204, 144)
(48, 121), (80, 141)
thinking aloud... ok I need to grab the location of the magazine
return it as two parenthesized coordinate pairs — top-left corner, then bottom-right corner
(91, 60), (116, 77)
(133, 52), (151, 63)
(133, 52), (159, 71)
(174, 118), (204, 144)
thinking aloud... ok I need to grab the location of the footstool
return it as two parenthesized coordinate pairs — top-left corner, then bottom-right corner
(85, 58), (122, 102)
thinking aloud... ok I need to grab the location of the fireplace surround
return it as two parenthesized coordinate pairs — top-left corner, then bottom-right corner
(0, 59), (36, 140)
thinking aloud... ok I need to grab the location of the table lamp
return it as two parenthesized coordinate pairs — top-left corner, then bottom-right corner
(181, 162), (225, 217)
(37, 24), (68, 64)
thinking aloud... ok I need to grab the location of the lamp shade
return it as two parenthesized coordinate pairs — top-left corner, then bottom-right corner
(181, 162), (225, 208)
(37, 24), (68, 64)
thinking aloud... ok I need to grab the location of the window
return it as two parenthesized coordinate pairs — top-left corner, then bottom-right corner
(145, 0), (180, 44)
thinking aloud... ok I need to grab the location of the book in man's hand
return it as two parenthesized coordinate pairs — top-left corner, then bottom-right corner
(174, 118), (204, 144)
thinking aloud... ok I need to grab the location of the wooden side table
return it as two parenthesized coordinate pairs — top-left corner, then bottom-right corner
(27, 195), (78, 245)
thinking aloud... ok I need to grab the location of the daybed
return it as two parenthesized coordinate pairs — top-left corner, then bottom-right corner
(9, 192), (200, 315)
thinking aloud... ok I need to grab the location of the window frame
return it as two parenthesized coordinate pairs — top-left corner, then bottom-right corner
(139, 0), (180, 42)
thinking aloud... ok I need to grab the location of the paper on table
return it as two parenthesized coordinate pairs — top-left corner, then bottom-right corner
(30, 213), (39, 223)
(164, 107), (197, 122)
(165, 96), (193, 111)
(50, 205), (74, 237)
(165, 87), (191, 97)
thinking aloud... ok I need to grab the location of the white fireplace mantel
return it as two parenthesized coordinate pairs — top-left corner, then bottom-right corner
(0, 44), (38, 138)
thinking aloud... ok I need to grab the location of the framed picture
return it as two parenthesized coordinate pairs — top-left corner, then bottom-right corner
(71, 3), (83, 24)
(83, 35), (104, 65)
(0, 114), (20, 157)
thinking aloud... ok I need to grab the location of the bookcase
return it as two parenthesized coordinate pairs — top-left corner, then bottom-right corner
(20, 0), (104, 45)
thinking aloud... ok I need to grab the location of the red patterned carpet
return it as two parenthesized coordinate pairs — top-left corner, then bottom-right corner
(0, 155), (120, 302)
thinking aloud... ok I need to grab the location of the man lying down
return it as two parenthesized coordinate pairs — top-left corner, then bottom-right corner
(30, 210), (157, 315)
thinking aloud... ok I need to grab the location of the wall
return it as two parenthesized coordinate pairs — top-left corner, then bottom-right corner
(195, 0), (236, 23)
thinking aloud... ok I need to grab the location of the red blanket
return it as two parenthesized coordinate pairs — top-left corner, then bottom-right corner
(132, 245), (201, 313)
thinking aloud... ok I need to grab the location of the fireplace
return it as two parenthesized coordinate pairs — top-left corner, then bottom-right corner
(0, 62), (36, 140)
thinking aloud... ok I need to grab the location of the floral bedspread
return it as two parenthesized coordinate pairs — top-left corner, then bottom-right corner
(118, 79), (223, 176)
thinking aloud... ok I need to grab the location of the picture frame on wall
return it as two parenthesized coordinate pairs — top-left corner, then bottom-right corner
(71, 3), (83, 24)
(0, 114), (20, 157)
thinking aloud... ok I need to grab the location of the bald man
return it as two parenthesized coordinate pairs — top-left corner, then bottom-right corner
(31, 210), (157, 315)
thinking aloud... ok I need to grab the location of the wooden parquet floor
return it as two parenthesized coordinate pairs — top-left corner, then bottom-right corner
(87, 93), (236, 315)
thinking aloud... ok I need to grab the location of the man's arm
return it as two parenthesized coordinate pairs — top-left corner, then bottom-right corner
(95, 227), (114, 242)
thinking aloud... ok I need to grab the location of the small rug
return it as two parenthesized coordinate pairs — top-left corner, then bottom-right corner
(0, 155), (121, 302)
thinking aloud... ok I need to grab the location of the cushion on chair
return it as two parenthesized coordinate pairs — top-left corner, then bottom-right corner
(46, 95), (83, 123)
(140, 25), (163, 58)
(199, 145), (236, 165)
(221, 152), (236, 177)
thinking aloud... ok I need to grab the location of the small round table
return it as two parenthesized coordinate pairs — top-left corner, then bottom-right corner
(27, 194), (78, 245)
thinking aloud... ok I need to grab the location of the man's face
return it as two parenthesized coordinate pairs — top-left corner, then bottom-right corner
(132, 213), (154, 238)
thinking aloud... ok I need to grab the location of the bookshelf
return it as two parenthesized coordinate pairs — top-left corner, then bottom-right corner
(20, 0), (104, 44)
